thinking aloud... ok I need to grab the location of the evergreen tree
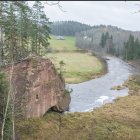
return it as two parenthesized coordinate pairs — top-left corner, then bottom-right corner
(105, 32), (109, 39)
(100, 33), (105, 48)
(0, 1), (50, 64)
(32, 1), (50, 55)
(123, 34), (137, 60)
(107, 35), (114, 54)
(134, 38), (140, 59)
(16, 1), (31, 58)
(3, 2), (19, 62)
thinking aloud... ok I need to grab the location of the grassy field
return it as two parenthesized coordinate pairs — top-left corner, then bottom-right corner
(46, 52), (104, 83)
(17, 76), (140, 140)
(48, 35), (77, 51)
(46, 35), (105, 83)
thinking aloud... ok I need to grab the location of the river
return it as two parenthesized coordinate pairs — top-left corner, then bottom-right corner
(67, 56), (134, 112)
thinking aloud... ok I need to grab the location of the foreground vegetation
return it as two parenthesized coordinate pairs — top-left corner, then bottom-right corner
(17, 75), (140, 140)
(0, 1), (51, 139)
(47, 52), (104, 83)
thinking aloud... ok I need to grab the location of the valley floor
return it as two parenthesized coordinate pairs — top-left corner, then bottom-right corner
(46, 36), (106, 84)
(16, 36), (140, 140)
(47, 52), (106, 84)
(17, 76), (140, 140)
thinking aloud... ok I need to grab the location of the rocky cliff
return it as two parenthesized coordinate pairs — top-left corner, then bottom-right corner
(3, 56), (71, 118)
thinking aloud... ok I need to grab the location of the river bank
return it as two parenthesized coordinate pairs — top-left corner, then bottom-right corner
(68, 56), (133, 112)
(16, 75), (140, 140)
(128, 59), (140, 72)
(20, 32), (140, 140)
(47, 51), (106, 84)
(16, 57), (140, 140)
(16, 40), (140, 139)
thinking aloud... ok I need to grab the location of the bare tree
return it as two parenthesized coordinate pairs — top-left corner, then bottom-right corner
(45, 1), (66, 12)
(1, 61), (14, 140)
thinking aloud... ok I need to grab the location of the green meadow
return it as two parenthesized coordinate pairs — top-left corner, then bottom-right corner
(46, 35), (104, 83)
(47, 52), (104, 83)
(48, 35), (77, 51)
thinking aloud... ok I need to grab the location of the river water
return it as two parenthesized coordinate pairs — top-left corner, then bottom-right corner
(67, 56), (134, 112)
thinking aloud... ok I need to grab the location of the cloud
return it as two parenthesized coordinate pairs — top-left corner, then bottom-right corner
(28, 1), (140, 31)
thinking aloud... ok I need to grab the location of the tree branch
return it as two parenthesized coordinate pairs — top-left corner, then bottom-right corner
(45, 1), (66, 12)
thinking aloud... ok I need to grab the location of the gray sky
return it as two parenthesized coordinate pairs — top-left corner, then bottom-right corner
(28, 1), (140, 31)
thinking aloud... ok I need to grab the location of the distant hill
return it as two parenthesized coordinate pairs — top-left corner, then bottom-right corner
(76, 25), (140, 57)
(50, 21), (92, 36)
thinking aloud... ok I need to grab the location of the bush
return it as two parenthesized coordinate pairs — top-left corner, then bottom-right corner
(0, 72), (9, 139)
(64, 87), (73, 95)
(0, 72), (8, 118)
(133, 74), (140, 85)
(0, 72), (8, 94)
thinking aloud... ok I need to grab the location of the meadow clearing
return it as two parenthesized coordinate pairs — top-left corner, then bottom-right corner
(46, 35), (105, 83)
(48, 35), (77, 51)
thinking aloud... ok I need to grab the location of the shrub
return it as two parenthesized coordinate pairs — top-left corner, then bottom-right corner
(134, 74), (140, 85)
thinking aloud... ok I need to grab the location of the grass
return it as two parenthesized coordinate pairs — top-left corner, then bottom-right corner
(48, 35), (77, 51)
(46, 52), (104, 83)
(46, 35), (105, 83)
(16, 76), (140, 140)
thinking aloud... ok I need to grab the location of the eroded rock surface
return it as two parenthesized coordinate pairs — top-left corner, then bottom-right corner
(3, 56), (71, 118)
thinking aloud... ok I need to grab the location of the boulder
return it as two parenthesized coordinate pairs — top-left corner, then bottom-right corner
(3, 56), (71, 118)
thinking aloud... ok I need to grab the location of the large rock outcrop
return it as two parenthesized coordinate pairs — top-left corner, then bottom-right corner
(3, 56), (71, 118)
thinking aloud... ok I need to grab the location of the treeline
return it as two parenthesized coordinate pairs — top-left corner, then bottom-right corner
(0, 1), (50, 66)
(123, 34), (140, 60)
(100, 32), (114, 54)
(50, 21), (92, 36)
(76, 25), (140, 60)
(100, 32), (140, 60)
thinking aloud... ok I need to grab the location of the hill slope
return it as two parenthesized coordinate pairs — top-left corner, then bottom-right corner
(76, 25), (140, 56)
(50, 21), (92, 36)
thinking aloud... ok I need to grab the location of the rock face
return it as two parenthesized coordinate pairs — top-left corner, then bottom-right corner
(3, 57), (71, 118)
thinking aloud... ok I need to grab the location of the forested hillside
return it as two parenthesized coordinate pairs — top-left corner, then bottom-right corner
(0, 1), (50, 66)
(50, 21), (92, 36)
(76, 25), (140, 60)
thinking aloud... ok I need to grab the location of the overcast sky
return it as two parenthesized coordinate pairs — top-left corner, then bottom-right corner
(29, 1), (140, 31)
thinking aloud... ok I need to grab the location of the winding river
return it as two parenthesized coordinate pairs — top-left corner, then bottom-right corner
(67, 56), (134, 112)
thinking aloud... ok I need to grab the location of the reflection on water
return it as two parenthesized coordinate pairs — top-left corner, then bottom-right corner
(67, 56), (134, 112)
